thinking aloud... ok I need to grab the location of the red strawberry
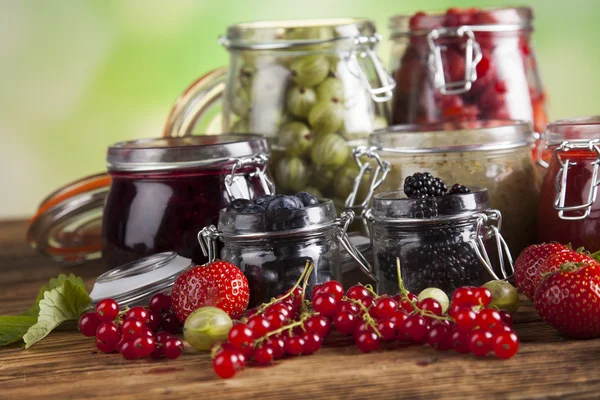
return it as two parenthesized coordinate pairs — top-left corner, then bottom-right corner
(534, 262), (600, 339)
(513, 243), (569, 300)
(531, 251), (599, 297)
(171, 261), (250, 322)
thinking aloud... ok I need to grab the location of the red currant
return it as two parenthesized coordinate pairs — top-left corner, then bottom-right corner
(389, 310), (408, 327)
(376, 319), (397, 341)
(265, 337), (285, 359)
(418, 298), (442, 316)
(346, 285), (370, 301)
(301, 331), (322, 354)
(289, 287), (303, 311)
(264, 310), (286, 330)
(373, 297), (398, 320)
(119, 340), (138, 360)
(477, 309), (502, 330)
(498, 310), (513, 327)
(148, 293), (172, 314)
(78, 312), (101, 337)
(334, 311), (357, 335)
(95, 321), (121, 353)
(353, 322), (373, 340)
(402, 315), (427, 342)
(253, 346), (274, 365)
(455, 309), (478, 332)
(355, 331), (380, 353)
(228, 323), (254, 352)
(122, 318), (145, 340)
(337, 300), (360, 315)
(213, 349), (243, 378)
(427, 325), (451, 350)
(399, 299), (415, 313)
(133, 336), (156, 358)
(492, 324), (513, 334)
(304, 315), (331, 338)
(246, 315), (271, 339)
(161, 312), (183, 334)
(146, 310), (162, 331)
(473, 287), (493, 306)
(266, 303), (291, 320)
(360, 296), (374, 309)
(163, 338), (184, 359)
(320, 281), (344, 302)
(126, 306), (150, 325)
(312, 294), (338, 318)
(469, 329), (494, 357)
(451, 328), (471, 353)
(95, 298), (119, 322)
(311, 283), (324, 298)
(155, 331), (171, 344)
(493, 331), (519, 359)
(451, 287), (475, 307)
(284, 336), (305, 356)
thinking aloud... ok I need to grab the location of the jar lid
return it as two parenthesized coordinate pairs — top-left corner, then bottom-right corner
(217, 199), (338, 239)
(370, 188), (490, 224)
(107, 134), (270, 172)
(89, 252), (193, 307)
(27, 173), (110, 263)
(370, 120), (533, 154)
(545, 116), (600, 144)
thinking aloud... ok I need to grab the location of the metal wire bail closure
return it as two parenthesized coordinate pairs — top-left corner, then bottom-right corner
(345, 146), (391, 236)
(224, 154), (274, 200)
(336, 210), (377, 282)
(470, 210), (514, 280)
(427, 26), (483, 95)
(351, 34), (396, 103)
(553, 139), (600, 220)
(198, 225), (220, 263)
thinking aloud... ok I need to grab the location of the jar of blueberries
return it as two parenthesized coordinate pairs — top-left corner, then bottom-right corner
(367, 188), (513, 296)
(102, 135), (273, 269)
(198, 193), (374, 307)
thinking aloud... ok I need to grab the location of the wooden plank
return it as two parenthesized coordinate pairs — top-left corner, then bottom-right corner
(1, 220), (600, 400)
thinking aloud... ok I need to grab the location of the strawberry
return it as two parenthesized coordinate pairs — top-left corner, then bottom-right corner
(171, 261), (250, 322)
(530, 251), (600, 297)
(534, 262), (600, 339)
(513, 243), (569, 300)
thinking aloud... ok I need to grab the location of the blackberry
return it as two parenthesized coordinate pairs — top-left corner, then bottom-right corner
(403, 172), (448, 198)
(448, 183), (471, 195)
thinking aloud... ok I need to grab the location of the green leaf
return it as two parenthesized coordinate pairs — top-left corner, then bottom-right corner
(22, 273), (87, 317)
(23, 280), (91, 349)
(0, 316), (38, 346)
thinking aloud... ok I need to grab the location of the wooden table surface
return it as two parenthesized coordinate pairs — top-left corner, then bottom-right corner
(2, 220), (600, 400)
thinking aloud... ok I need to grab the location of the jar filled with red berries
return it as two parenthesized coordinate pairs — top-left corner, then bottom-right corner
(388, 7), (547, 135)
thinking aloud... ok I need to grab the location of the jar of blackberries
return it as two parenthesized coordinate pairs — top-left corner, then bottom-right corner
(367, 188), (513, 296)
(198, 195), (374, 308)
(163, 18), (395, 211)
(388, 7), (547, 138)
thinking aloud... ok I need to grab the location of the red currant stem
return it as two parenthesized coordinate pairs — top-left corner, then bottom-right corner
(361, 284), (378, 298)
(343, 297), (382, 338)
(254, 260), (312, 315)
(395, 258), (410, 298)
(300, 262), (315, 313)
(210, 343), (223, 359)
(253, 312), (314, 346)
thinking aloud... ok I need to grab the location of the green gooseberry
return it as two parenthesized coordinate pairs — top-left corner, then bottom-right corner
(285, 26), (334, 41)
(418, 288), (450, 313)
(286, 85), (317, 118)
(230, 119), (249, 133)
(278, 122), (312, 157)
(308, 99), (345, 134)
(316, 77), (345, 102)
(274, 156), (311, 193)
(333, 164), (372, 202)
(290, 55), (330, 88)
(310, 166), (337, 192)
(230, 86), (251, 118)
(311, 133), (349, 168)
(483, 280), (520, 314)
(183, 306), (233, 351)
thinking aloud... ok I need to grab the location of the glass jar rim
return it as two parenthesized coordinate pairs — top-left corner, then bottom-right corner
(544, 116), (600, 145)
(389, 7), (533, 37)
(369, 120), (533, 154)
(107, 134), (270, 172)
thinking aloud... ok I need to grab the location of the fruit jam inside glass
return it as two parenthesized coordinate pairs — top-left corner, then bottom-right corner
(102, 166), (267, 268)
(538, 148), (600, 250)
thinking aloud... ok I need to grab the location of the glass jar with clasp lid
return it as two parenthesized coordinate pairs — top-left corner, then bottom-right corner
(198, 202), (374, 308)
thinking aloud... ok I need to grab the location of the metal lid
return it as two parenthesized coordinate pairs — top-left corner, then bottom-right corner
(545, 116), (600, 144)
(370, 187), (490, 224)
(107, 134), (270, 172)
(369, 120), (533, 154)
(89, 252), (193, 307)
(27, 173), (110, 263)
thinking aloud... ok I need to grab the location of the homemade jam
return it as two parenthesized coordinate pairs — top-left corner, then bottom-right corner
(102, 135), (272, 268)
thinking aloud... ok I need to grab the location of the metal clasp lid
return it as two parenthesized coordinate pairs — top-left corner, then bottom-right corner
(198, 225), (220, 263)
(470, 210), (514, 280)
(336, 210), (377, 282)
(224, 153), (274, 200)
(351, 34), (396, 103)
(553, 139), (600, 220)
(427, 26), (483, 95)
(345, 146), (391, 236)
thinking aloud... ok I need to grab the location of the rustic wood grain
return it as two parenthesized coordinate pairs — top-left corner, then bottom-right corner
(1, 220), (600, 400)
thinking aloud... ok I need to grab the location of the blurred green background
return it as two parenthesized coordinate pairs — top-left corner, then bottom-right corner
(1, 0), (599, 218)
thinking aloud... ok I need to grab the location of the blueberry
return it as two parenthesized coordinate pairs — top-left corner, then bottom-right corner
(254, 195), (274, 207)
(265, 195), (299, 212)
(295, 192), (319, 207)
(227, 198), (252, 213)
(242, 204), (265, 213)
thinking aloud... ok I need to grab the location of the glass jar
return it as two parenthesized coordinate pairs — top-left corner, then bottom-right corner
(163, 18), (395, 210)
(102, 135), (273, 269)
(388, 7), (547, 137)
(538, 117), (600, 250)
(346, 120), (539, 256)
(198, 201), (373, 308)
(368, 189), (513, 296)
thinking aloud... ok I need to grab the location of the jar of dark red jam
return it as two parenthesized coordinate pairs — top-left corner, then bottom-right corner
(538, 117), (600, 250)
(102, 135), (273, 269)
(367, 188), (513, 296)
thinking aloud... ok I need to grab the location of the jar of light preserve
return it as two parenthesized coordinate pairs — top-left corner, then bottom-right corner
(198, 200), (374, 307)
(538, 117), (600, 250)
(102, 135), (273, 268)
(163, 18), (395, 211)
(368, 188), (513, 296)
(345, 120), (539, 256)
(388, 7), (547, 139)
